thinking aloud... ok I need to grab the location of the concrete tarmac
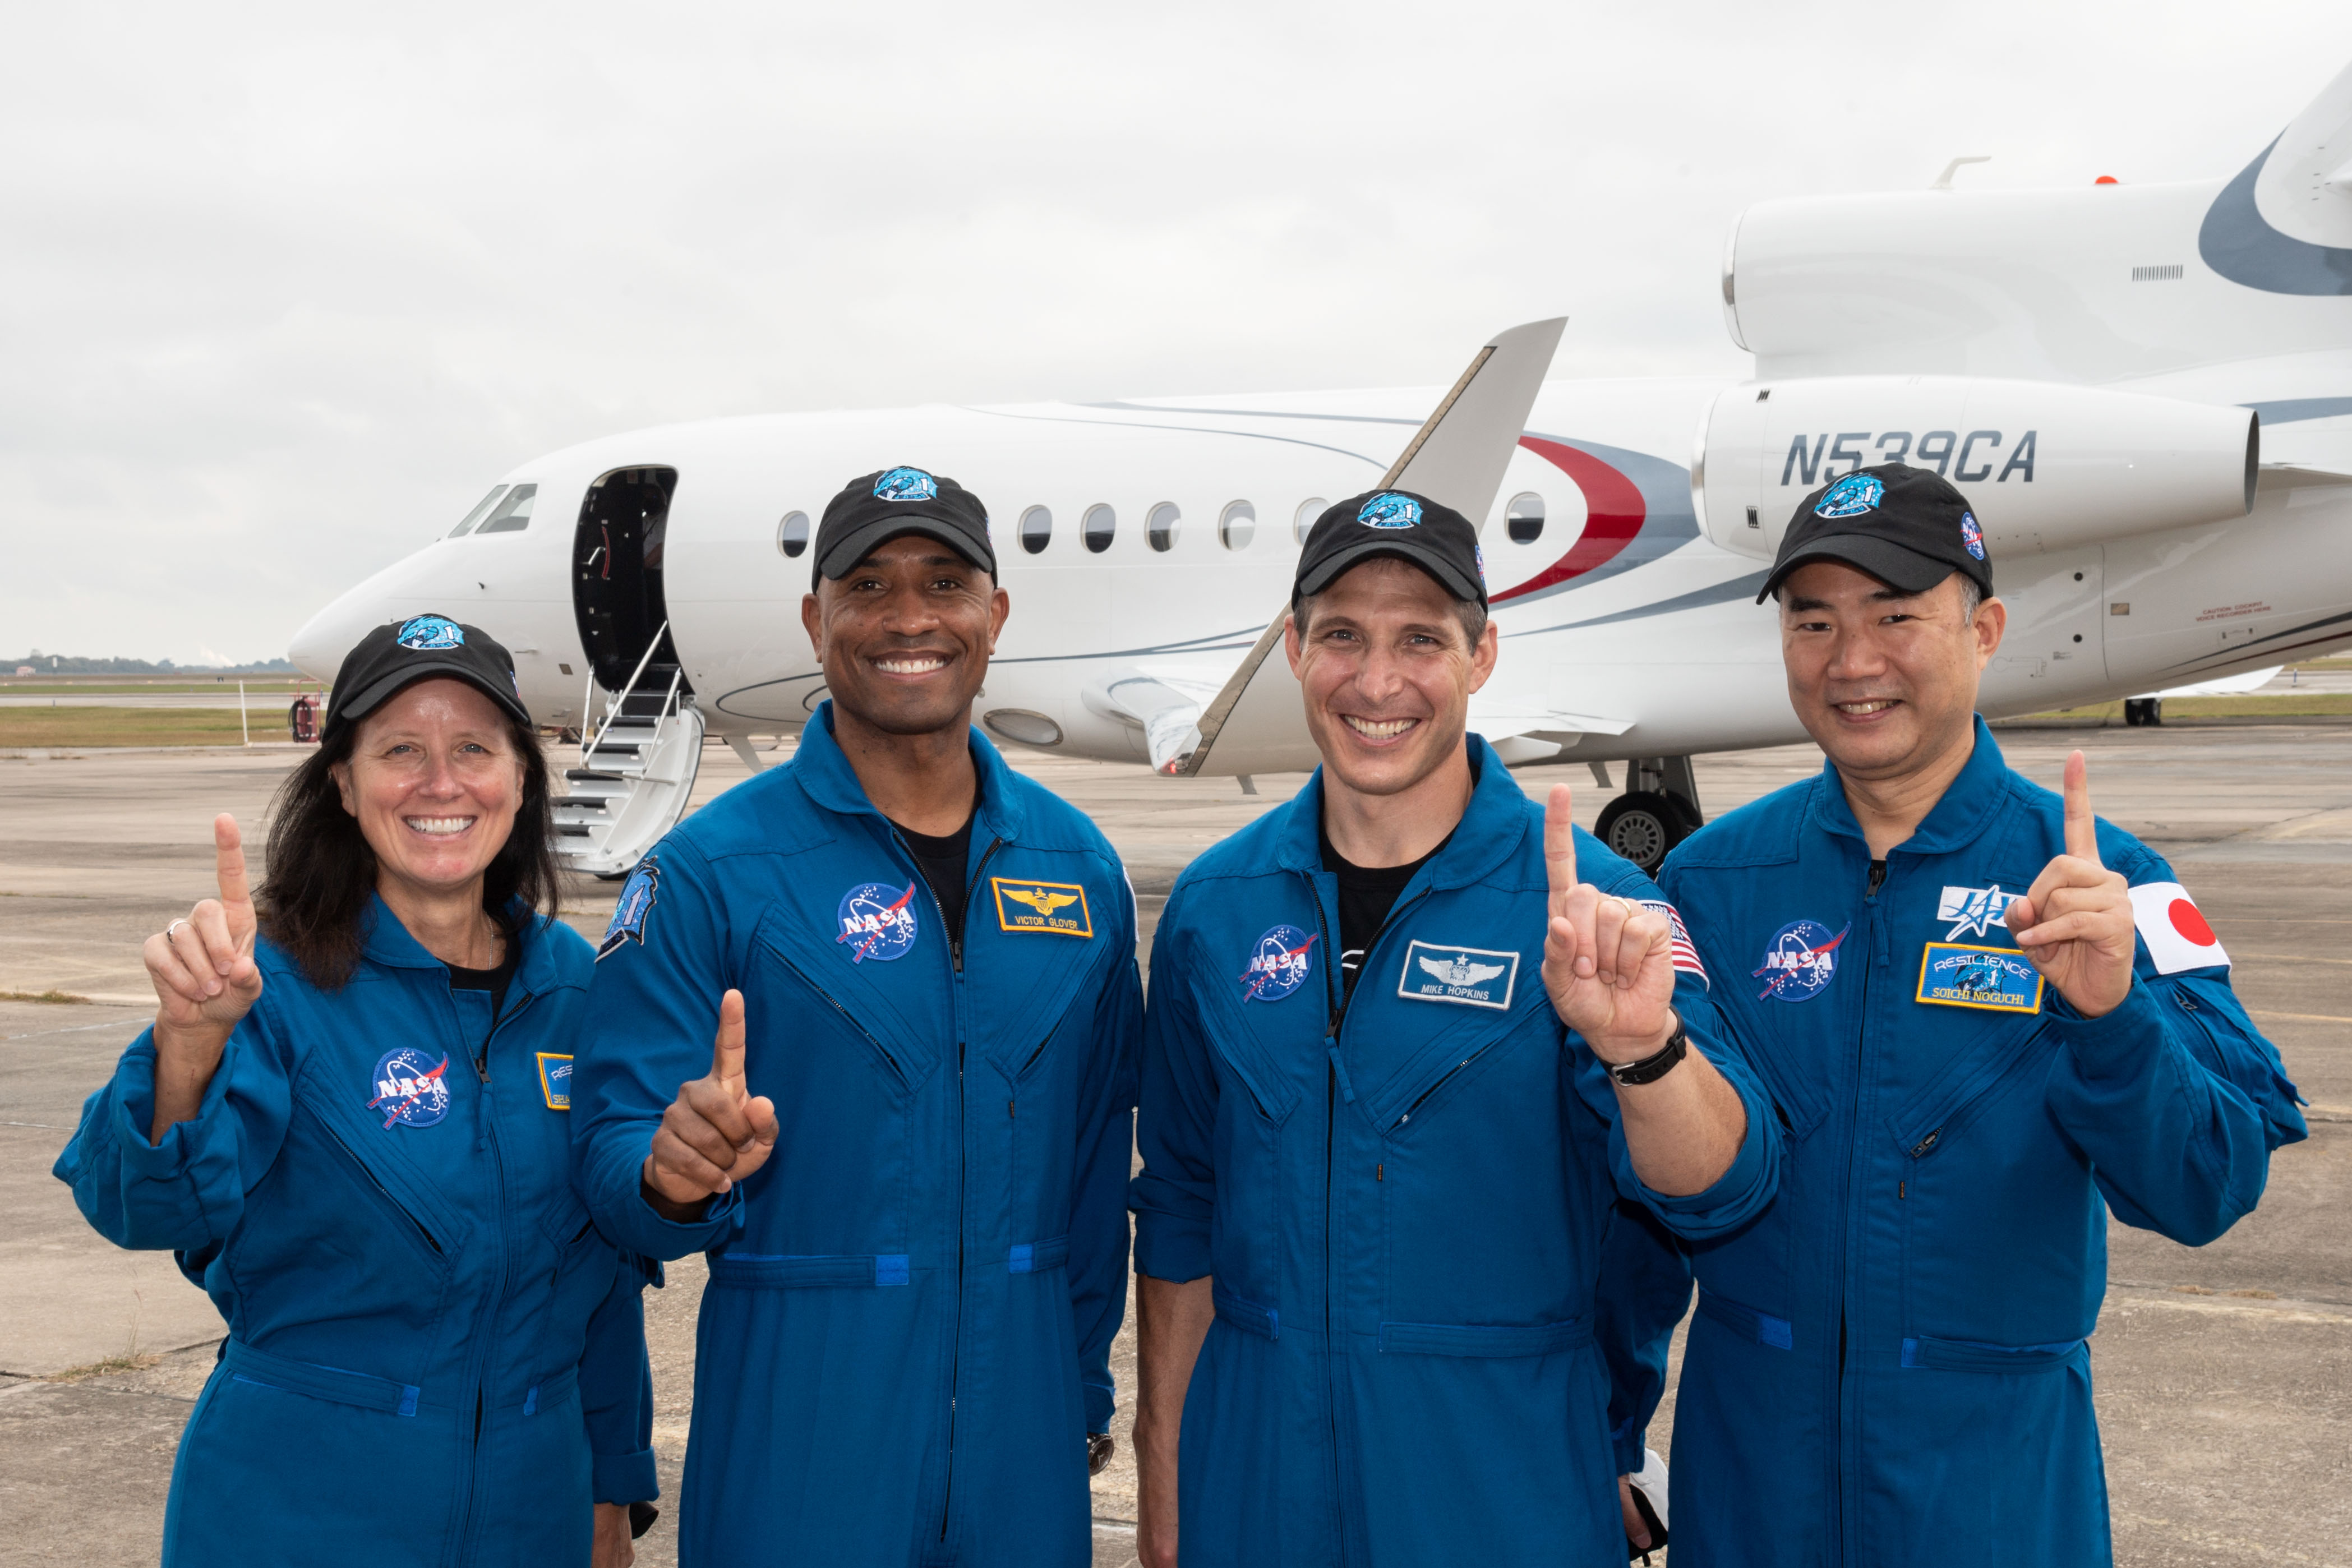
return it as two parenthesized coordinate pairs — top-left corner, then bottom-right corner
(2, 724), (2346, 1566)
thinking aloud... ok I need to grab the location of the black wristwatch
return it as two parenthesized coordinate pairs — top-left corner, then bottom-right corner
(1088, 1431), (1115, 1475)
(1606, 1012), (1689, 1087)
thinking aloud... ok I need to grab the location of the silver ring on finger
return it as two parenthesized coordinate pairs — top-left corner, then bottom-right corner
(166, 919), (188, 937)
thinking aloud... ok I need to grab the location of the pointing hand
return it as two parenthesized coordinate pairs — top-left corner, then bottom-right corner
(643, 989), (780, 1214)
(145, 814), (265, 1043)
(2004, 751), (2136, 1018)
(1539, 785), (1680, 1064)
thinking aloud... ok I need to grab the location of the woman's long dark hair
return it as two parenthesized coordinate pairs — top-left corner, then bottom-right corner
(257, 707), (560, 990)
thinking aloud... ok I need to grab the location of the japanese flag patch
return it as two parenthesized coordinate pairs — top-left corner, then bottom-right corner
(2127, 882), (2230, 974)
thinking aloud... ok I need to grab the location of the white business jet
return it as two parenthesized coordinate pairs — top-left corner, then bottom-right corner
(290, 61), (2352, 876)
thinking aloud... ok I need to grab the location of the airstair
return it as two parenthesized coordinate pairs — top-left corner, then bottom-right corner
(552, 624), (704, 879)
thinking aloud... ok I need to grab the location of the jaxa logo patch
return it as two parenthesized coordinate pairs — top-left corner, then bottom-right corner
(872, 466), (939, 502)
(1936, 883), (2019, 940)
(1813, 474), (1883, 519)
(395, 614), (464, 651)
(597, 859), (661, 961)
(837, 881), (921, 963)
(1960, 511), (1986, 560)
(991, 878), (1093, 937)
(1241, 924), (1317, 1001)
(368, 1047), (453, 1130)
(1358, 492), (1422, 529)
(536, 1053), (573, 1111)
(1916, 942), (2044, 1013)
(1398, 940), (1519, 1011)
(1754, 919), (1849, 1003)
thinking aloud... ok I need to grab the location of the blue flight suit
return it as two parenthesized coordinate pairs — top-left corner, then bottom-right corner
(572, 704), (1142, 1568)
(54, 902), (657, 1568)
(1655, 717), (2308, 1567)
(1131, 736), (1782, 1567)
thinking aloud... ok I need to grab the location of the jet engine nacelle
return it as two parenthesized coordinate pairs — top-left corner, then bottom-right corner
(1693, 375), (2257, 561)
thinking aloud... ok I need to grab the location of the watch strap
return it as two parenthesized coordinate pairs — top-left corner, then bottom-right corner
(1607, 1014), (1689, 1087)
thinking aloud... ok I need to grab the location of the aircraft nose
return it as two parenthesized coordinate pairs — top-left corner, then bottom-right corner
(288, 585), (382, 684)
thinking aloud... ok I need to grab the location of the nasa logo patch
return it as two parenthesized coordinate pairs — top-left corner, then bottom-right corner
(1916, 942), (2043, 1013)
(837, 881), (921, 963)
(536, 1053), (573, 1111)
(1813, 474), (1884, 519)
(872, 466), (939, 503)
(1753, 919), (1851, 1003)
(1397, 940), (1519, 1010)
(1240, 924), (1317, 1002)
(368, 1047), (453, 1129)
(395, 614), (465, 651)
(597, 859), (661, 961)
(1960, 511), (1986, 560)
(1358, 492), (1423, 529)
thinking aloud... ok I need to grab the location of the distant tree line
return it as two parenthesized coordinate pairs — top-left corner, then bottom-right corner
(6, 654), (301, 675)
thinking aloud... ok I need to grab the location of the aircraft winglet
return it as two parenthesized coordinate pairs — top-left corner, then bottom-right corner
(1175, 317), (1567, 779)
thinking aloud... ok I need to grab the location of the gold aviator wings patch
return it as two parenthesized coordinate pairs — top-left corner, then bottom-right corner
(990, 878), (1094, 937)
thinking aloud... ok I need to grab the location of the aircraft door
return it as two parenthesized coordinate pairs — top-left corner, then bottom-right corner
(573, 467), (686, 692)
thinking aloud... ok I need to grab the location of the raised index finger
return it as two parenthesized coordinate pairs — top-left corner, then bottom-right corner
(213, 814), (253, 911)
(709, 988), (747, 1087)
(2062, 751), (2101, 866)
(1544, 784), (1580, 915)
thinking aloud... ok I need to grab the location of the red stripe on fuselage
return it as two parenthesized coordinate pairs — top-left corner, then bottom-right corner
(1489, 436), (1647, 605)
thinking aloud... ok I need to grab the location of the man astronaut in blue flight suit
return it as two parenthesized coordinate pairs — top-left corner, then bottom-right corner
(1655, 465), (2307, 1567)
(572, 467), (1142, 1567)
(1129, 490), (1782, 1567)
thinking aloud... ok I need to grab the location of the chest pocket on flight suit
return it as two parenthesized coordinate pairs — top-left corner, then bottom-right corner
(977, 898), (1113, 1253)
(1187, 944), (1308, 1315)
(748, 905), (935, 1258)
(1886, 1012), (2093, 1353)
(1363, 985), (1582, 1334)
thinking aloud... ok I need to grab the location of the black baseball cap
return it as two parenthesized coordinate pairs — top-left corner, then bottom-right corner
(1293, 489), (1487, 611)
(813, 466), (996, 584)
(321, 614), (532, 745)
(1759, 464), (1995, 603)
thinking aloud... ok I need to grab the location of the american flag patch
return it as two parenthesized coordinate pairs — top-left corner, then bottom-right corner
(1639, 900), (1709, 987)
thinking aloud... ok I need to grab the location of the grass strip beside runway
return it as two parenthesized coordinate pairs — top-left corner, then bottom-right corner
(0, 707), (275, 748)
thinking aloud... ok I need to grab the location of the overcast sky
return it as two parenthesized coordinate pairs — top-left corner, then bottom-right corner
(6, 1), (2349, 665)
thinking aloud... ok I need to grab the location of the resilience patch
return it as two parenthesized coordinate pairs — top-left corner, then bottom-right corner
(1915, 942), (2044, 1014)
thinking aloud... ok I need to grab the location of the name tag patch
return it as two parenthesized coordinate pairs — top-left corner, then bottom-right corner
(1916, 942), (2044, 1013)
(990, 878), (1093, 937)
(536, 1053), (573, 1111)
(1398, 941), (1519, 1011)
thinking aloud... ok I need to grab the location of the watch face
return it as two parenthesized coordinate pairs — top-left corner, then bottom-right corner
(1087, 1432), (1116, 1475)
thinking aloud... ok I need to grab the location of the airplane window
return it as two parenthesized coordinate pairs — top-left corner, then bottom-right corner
(449, 486), (507, 538)
(475, 483), (539, 534)
(1507, 492), (1544, 545)
(1220, 500), (1256, 551)
(1083, 504), (1116, 554)
(777, 510), (810, 557)
(1293, 497), (1326, 546)
(1020, 506), (1053, 555)
(1147, 502), (1180, 552)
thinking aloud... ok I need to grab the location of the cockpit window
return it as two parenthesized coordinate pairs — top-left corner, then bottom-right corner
(448, 486), (507, 538)
(475, 483), (539, 534)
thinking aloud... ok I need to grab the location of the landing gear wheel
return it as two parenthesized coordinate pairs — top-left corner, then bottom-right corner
(2123, 697), (2162, 728)
(1593, 791), (1700, 875)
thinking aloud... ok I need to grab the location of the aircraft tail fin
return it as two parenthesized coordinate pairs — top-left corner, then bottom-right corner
(1177, 317), (1566, 779)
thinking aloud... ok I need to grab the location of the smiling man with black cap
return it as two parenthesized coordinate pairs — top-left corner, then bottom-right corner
(1650, 464), (2305, 1567)
(573, 465), (1143, 1567)
(1128, 489), (1780, 1567)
